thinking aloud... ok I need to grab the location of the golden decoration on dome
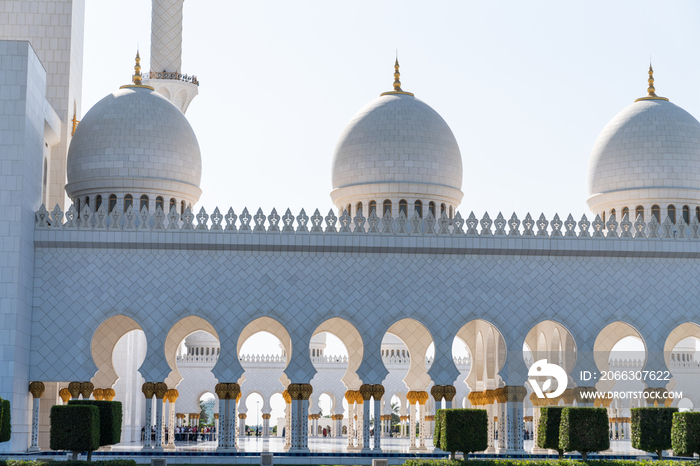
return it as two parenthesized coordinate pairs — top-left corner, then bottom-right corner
(120, 51), (155, 90)
(635, 64), (668, 102)
(380, 57), (414, 97)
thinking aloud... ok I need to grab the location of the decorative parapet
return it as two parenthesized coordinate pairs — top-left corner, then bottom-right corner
(35, 204), (700, 240)
(176, 351), (472, 370)
(147, 71), (199, 86)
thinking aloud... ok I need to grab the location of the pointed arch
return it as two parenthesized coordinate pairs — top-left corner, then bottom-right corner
(164, 316), (219, 388)
(91, 314), (144, 388)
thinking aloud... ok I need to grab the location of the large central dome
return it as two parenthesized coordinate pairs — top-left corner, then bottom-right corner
(330, 61), (463, 218)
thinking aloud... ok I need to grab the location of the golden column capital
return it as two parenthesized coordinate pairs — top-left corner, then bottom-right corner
(67, 381), (82, 399)
(214, 413), (219, 420)
(299, 383), (313, 400)
(79, 382), (94, 399)
(226, 383), (241, 400)
(417, 391), (429, 405)
(262, 413), (271, 420)
(29, 381), (45, 398)
(282, 390), (291, 404)
(153, 382), (168, 399)
(443, 385), (456, 402)
(165, 389), (179, 403)
(142, 382), (156, 398)
(93, 388), (104, 401)
(215, 383), (228, 399)
(359, 384), (374, 401)
(59, 388), (71, 403)
(372, 384), (385, 399)
(239, 413), (246, 419)
(103, 388), (116, 401)
(430, 385), (444, 401)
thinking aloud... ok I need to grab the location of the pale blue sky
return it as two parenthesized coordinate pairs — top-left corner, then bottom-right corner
(82, 0), (700, 220)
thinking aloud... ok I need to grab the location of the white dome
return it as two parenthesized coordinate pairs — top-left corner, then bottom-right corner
(330, 91), (463, 216)
(185, 331), (218, 347)
(66, 86), (202, 208)
(587, 97), (700, 217)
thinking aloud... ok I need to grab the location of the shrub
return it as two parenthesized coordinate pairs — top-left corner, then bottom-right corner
(50, 405), (100, 460)
(671, 411), (700, 456)
(3, 461), (136, 466)
(537, 406), (564, 458)
(68, 400), (122, 446)
(434, 408), (488, 459)
(631, 407), (677, 460)
(0, 398), (10, 443)
(559, 407), (610, 460)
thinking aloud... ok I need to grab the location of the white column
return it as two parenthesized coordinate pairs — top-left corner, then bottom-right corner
(347, 402), (355, 449)
(217, 399), (227, 449)
(284, 401), (291, 450)
(486, 403), (495, 452)
(301, 398), (310, 450)
(362, 400), (371, 451)
(154, 398), (164, 449)
(373, 399), (381, 450)
(262, 415), (270, 438)
(418, 402), (426, 449)
(227, 399), (237, 450)
(408, 402), (416, 449)
(497, 401), (506, 450)
(239, 415), (246, 442)
(143, 395), (153, 448)
(29, 396), (40, 452)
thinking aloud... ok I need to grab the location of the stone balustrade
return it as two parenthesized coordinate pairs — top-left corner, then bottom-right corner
(35, 204), (700, 240)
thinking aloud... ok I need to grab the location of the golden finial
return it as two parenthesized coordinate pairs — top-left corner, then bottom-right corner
(120, 50), (154, 90)
(133, 50), (143, 85)
(380, 56), (414, 97)
(635, 63), (668, 102)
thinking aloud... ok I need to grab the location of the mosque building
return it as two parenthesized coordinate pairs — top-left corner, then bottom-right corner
(1, 0), (700, 457)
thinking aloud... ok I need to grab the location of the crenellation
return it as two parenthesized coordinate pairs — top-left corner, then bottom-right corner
(35, 204), (700, 242)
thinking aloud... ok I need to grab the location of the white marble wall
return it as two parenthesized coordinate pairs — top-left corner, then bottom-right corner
(0, 40), (46, 452)
(0, 0), (85, 210)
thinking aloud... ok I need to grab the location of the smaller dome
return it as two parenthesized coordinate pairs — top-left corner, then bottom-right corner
(185, 331), (218, 347)
(330, 61), (463, 217)
(66, 64), (202, 212)
(587, 68), (700, 218)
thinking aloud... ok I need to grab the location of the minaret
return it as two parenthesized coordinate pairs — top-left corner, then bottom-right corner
(145, 0), (199, 113)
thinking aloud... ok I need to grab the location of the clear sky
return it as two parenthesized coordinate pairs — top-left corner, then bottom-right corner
(82, 0), (700, 221)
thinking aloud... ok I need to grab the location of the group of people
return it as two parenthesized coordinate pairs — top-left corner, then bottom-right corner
(141, 425), (217, 443)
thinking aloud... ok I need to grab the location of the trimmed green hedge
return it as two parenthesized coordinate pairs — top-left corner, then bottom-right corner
(631, 407), (677, 460)
(68, 399), (122, 446)
(0, 398), (10, 443)
(50, 405), (100, 454)
(404, 461), (690, 466)
(434, 409), (488, 458)
(537, 406), (564, 458)
(559, 407), (610, 461)
(671, 411), (700, 456)
(0, 461), (136, 466)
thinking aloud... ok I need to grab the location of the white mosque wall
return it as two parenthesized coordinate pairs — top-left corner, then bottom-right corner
(0, 41), (48, 453)
(0, 0), (85, 210)
(30, 204), (700, 391)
